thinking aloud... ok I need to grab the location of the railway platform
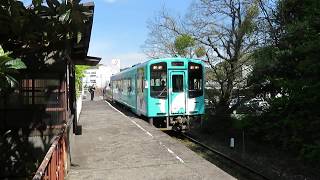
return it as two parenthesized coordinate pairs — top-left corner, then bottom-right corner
(67, 99), (235, 180)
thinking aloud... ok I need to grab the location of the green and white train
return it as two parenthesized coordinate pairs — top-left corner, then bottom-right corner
(110, 58), (205, 131)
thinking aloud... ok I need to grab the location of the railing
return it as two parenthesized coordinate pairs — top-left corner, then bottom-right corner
(33, 125), (67, 180)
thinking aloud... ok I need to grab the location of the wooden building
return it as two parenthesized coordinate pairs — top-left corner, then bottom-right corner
(0, 2), (100, 179)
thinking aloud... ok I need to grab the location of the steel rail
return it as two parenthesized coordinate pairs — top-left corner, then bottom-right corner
(181, 133), (271, 180)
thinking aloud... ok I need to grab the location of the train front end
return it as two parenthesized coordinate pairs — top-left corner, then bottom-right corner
(147, 58), (205, 131)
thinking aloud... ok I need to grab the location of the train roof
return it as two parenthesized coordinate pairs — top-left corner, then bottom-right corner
(111, 57), (204, 78)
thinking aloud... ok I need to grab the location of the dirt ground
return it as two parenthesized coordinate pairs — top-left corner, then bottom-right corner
(189, 120), (320, 180)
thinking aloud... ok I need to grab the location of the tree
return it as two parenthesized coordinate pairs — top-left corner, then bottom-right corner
(144, 0), (260, 126)
(0, 0), (90, 71)
(174, 34), (195, 57)
(75, 65), (88, 96)
(247, 0), (320, 163)
(142, 10), (180, 58)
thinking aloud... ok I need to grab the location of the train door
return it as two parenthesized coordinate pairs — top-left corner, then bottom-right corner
(169, 71), (186, 115)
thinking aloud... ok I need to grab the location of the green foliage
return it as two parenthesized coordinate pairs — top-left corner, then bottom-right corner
(174, 34), (195, 57)
(0, 0), (90, 70)
(75, 65), (88, 96)
(245, 0), (320, 163)
(0, 45), (26, 94)
(194, 46), (206, 58)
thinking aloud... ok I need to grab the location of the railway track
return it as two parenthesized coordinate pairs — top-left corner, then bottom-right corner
(171, 132), (272, 180)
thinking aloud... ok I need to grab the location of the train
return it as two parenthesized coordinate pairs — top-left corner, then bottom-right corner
(109, 58), (205, 131)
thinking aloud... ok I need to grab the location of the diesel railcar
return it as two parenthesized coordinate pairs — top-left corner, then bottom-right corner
(110, 58), (204, 131)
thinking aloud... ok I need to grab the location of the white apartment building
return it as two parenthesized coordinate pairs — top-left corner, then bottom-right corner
(83, 59), (120, 89)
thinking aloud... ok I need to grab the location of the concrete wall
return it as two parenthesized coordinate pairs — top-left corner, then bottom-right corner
(76, 95), (83, 122)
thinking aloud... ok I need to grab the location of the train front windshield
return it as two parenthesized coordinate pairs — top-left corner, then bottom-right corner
(150, 62), (167, 99)
(188, 62), (203, 98)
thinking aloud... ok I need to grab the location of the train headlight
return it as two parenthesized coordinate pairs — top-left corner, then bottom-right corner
(195, 66), (199, 69)
(153, 65), (163, 70)
(190, 66), (194, 69)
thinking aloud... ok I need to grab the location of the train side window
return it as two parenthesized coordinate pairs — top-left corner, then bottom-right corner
(120, 80), (123, 92)
(188, 62), (203, 98)
(119, 80), (121, 92)
(172, 75), (184, 92)
(137, 68), (144, 93)
(124, 79), (127, 94)
(142, 74), (144, 93)
(128, 79), (132, 92)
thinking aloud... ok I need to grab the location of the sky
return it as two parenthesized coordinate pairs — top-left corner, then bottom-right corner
(22, 0), (193, 68)
(86, 0), (193, 68)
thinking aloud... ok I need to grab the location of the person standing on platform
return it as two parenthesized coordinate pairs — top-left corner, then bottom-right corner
(89, 85), (96, 101)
